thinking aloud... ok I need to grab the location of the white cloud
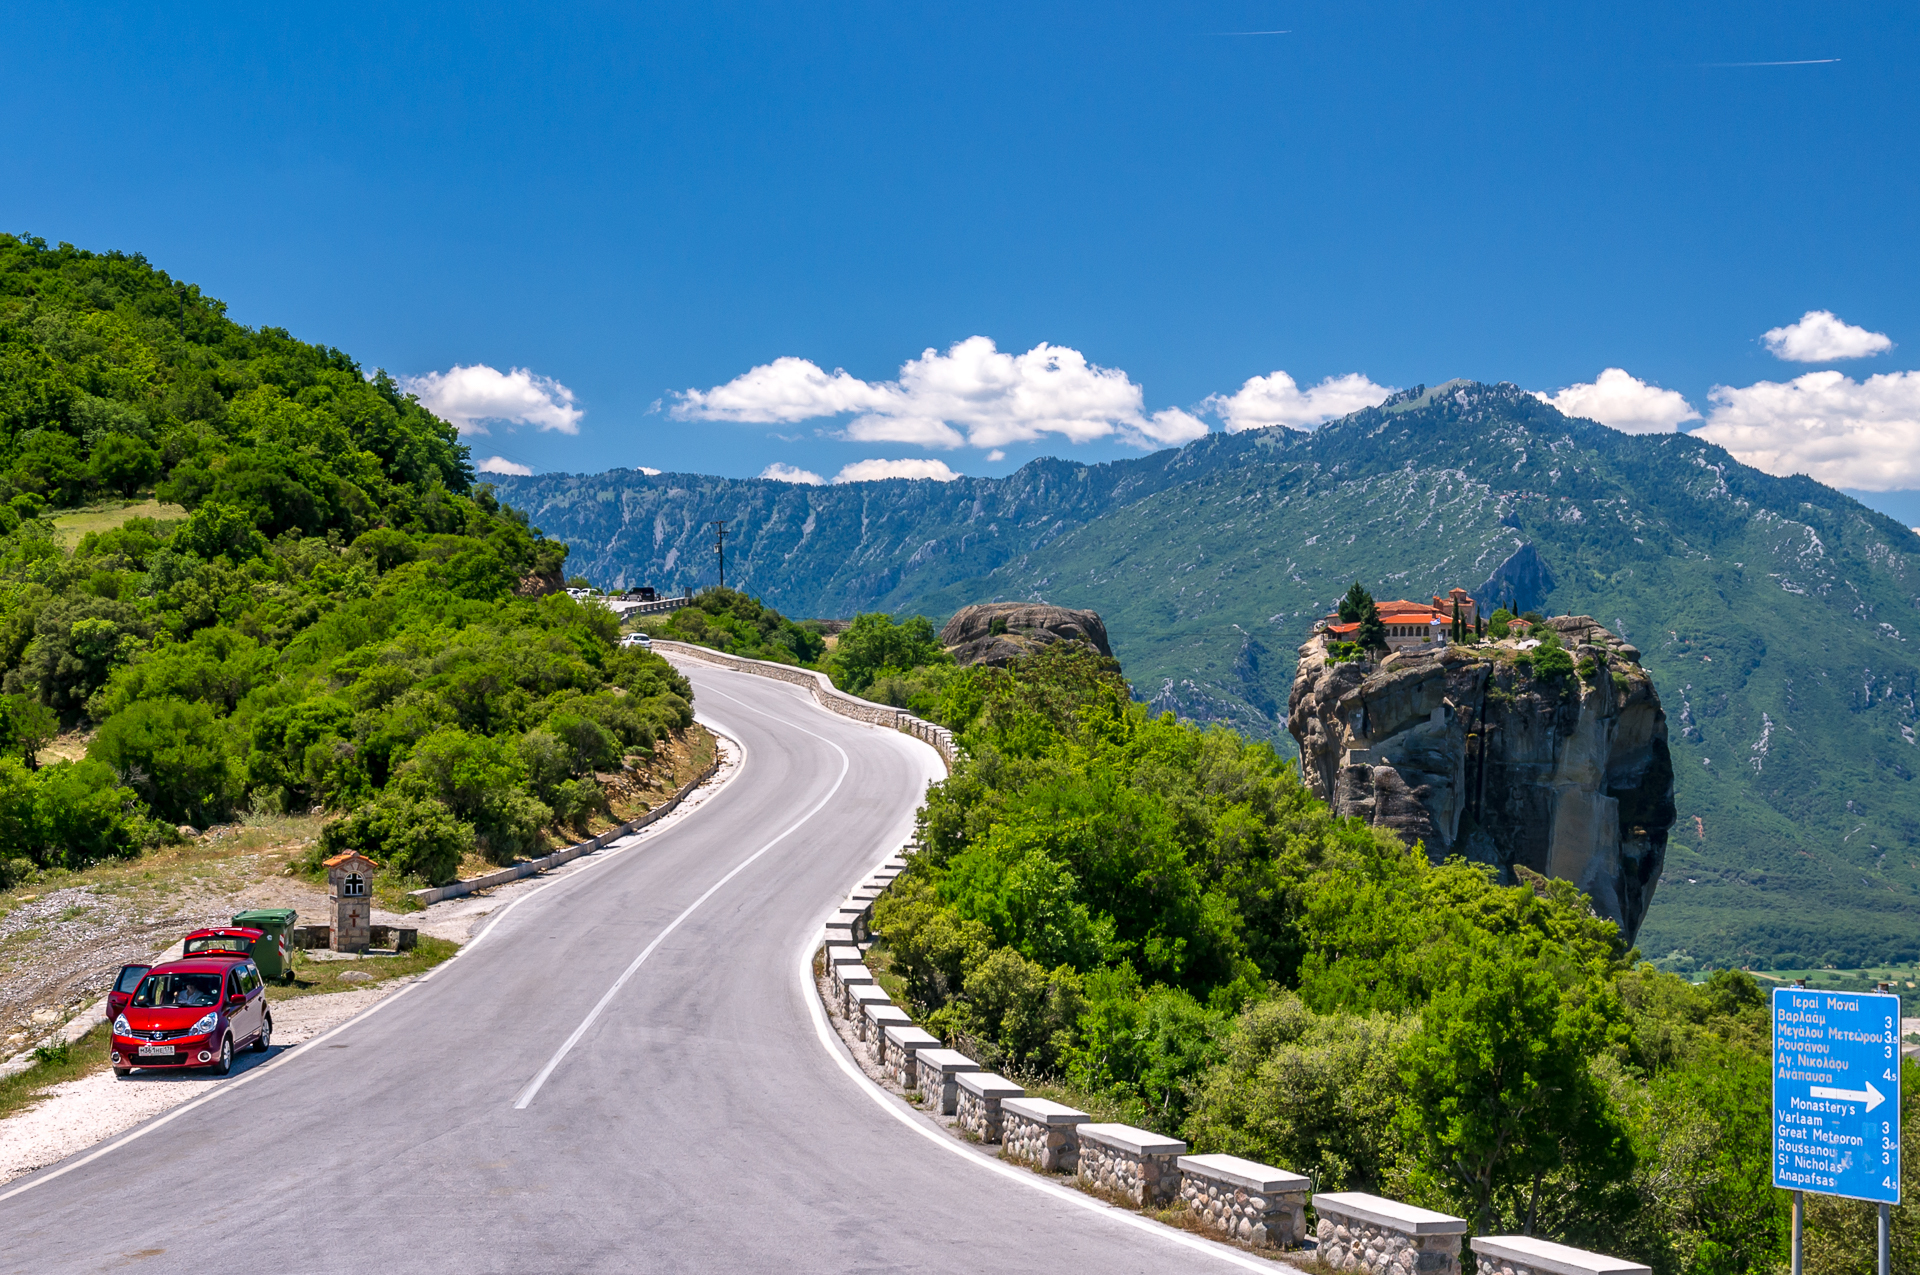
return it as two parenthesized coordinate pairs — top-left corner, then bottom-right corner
(758, 462), (826, 485)
(1135, 408), (1210, 446)
(832, 458), (961, 483)
(679, 357), (894, 424)
(475, 455), (533, 476)
(401, 364), (583, 435)
(1696, 369), (1920, 490)
(1761, 310), (1893, 362)
(674, 337), (1197, 450)
(985, 449), (1007, 462)
(1204, 370), (1394, 432)
(1534, 368), (1702, 434)
(636, 466), (662, 476)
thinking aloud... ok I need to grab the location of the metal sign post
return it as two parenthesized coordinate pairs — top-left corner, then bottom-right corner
(1773, 987), (1901, 1275)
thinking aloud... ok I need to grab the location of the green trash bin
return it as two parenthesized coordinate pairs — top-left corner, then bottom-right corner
(231, 908), (298, 981)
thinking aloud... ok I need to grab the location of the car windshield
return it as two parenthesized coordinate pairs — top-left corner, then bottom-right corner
(132, 972), (225, 1009)
(185, 937), (250, 953)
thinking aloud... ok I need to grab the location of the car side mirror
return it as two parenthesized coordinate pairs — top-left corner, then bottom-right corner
(228, 993), (244, 1005)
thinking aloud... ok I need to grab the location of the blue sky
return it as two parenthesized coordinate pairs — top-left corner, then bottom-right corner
(6, 2), (1919, 521)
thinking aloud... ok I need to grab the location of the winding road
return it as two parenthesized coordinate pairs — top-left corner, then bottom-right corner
(0, 658), (1251, 1273)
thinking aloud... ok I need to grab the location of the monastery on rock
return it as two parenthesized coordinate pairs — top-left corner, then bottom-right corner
(1323, 587), (1480, 651)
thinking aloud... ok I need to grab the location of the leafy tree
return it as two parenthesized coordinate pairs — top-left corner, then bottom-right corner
(0, 693), (57, 767)
(1338, 582), (1387, 651)
(1397, 930), (1631, 1234)
(828, 611), (951, 693)
(88, 697), (241, 826)
(86, 433), (159, 496)
(4, 596), (145, 714)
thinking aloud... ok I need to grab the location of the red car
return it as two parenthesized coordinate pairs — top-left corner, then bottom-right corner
(111, 955), (272, 1077)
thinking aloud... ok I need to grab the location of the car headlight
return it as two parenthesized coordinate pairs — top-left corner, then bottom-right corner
(114, 1014), (130, 1035)
(190, 1012), (219, 1036)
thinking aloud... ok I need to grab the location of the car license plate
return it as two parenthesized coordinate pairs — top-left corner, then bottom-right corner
(137, 1044), (175, 1057)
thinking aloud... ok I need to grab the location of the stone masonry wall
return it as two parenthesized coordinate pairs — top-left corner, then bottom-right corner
(1179, 1175), (1307, 1249)
(1078, 1135), (1181, 1206)
(1002, 1110), (1078, 1173)
(955, 1084), (1015, 1142)
(1316, 1216), (1461, 1275)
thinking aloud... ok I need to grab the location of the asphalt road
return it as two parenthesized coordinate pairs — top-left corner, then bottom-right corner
(0, 658), (1258, 1274)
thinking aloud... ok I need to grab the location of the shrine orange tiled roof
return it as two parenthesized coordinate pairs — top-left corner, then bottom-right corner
(321, 850), (380, 868)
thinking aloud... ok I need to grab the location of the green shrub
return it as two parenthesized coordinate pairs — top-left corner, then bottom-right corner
(829, 612), (950, 694)
(1184, 993), (1415, 1193)
(0, 757), (154, 870)
(88, 698), (241, 825)
(317, 790), (472, 885)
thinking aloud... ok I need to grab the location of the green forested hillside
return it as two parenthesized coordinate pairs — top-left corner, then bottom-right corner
(500, 382), (1920, 967)
(871, 641), (1908, 1274)
(0, 234), (691, 887)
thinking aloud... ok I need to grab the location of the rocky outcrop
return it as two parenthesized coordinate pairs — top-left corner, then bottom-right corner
(940, 602), (1112, 668)
(1287, 616), (1674, 942)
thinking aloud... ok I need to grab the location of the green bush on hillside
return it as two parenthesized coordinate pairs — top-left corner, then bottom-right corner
(0, 234), (694, 885)
(640, 587), (825, 665)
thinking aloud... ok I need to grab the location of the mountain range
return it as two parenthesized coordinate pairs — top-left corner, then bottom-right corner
(495, 381), (1920, 968)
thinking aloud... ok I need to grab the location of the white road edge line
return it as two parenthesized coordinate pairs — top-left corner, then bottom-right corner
(0, 724), (748, 1207)
(800, 904), (1276, 1271)
(511, 690), (849, 1109)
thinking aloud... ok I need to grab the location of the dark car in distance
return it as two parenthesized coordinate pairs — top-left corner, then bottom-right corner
(111, 956), (272, 1077)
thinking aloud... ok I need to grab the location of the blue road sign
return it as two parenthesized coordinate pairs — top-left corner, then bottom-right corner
(1773, 987), (1902, 1204)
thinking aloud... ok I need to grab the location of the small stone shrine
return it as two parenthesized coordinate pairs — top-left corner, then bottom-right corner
(323, 850), (378, 953)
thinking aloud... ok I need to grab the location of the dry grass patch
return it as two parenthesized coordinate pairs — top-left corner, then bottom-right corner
(49, 498), (187, 551)
(271, 936), (459, 1001)
(0, 1024), (113, 1122)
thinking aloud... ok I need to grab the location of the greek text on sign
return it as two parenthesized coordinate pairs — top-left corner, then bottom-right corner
(1772, 987), (1902, 1204)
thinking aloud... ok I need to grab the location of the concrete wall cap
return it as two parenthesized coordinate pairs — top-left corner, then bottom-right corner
(847, 985), (891, 1004)
(839, 965), (876, 985)
(914, 1048), (980, 1076)
(1002, 1097), (1089, 1125)
(957, 1071), (1025, 1099)
(1471, 1237), (1650, 1275)
(1313, 1192), (1467, 1235)
(1078, 1122), (1187, 1156)
(864, 1004), (913, 1026)
(883, 1025), (941, 1049)
(1178, 1153), (1310, 1194)
(826, 946), (863, 965)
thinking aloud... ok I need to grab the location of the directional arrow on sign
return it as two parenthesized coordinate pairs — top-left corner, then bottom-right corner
(1810, 1080), (1887, 1113)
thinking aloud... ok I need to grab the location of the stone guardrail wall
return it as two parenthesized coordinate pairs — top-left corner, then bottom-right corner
(405, 748), (724, 906)
(819, 846), (1653, 1270)
(651, 640), (958, 770)
(1314, 1192), (1467, 1275)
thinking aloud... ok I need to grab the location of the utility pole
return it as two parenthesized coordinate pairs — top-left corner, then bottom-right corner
(710, 520), (729, 590)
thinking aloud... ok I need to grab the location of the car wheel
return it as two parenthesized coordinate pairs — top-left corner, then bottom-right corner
(113, 1067), (132, 1079)
(254, 1014), (272, 1052)
(211, 1034), (233, 1076)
